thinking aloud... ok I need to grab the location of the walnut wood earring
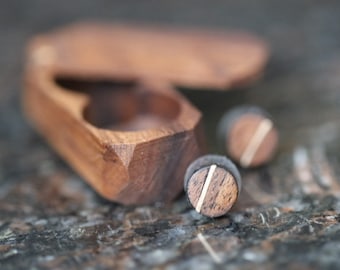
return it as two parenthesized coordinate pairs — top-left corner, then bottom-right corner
(217, 106), (279, 168)
(184, 155), (241, 218)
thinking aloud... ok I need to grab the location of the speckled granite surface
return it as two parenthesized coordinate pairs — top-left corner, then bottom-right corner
(1, 1), (340, 269)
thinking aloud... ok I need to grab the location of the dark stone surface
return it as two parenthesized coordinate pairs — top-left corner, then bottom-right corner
(1, 1), (340, 269)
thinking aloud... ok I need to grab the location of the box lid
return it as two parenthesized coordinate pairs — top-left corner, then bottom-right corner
(28, 22), (269, 90)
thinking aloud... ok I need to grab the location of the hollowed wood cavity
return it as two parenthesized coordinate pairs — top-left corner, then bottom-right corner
(55, 78), (180, 131)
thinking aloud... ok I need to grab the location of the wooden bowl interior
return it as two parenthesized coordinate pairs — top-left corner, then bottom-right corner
(55, 77), (180, 131)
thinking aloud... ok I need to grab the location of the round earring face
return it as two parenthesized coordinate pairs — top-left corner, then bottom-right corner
(218, 106), (279, 168)
(184, 155), (241, 218)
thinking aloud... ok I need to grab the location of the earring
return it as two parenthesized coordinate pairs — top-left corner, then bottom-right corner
(217, 106), (279, 168)
(184, 155), (241, 218)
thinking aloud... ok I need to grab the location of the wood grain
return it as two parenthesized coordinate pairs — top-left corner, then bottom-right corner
(187, 166), (238, 217)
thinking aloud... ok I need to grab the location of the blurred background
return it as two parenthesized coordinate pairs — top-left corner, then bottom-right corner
(2, 1), (340, 269)
(2, 0), (340, 152)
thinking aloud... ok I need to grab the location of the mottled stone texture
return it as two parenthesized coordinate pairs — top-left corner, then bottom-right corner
(2, 0), (340, 269)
